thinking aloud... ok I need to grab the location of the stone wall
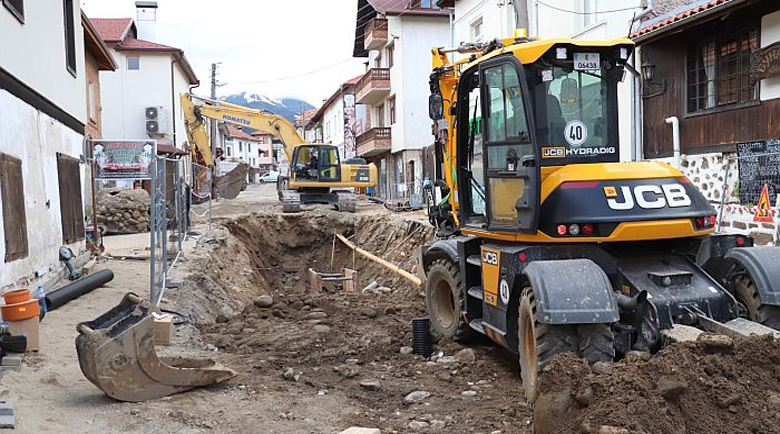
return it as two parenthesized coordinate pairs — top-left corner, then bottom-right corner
(96, 188), (150, 235)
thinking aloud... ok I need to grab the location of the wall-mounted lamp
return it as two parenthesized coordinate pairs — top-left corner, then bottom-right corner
(641, 59), (666, 99)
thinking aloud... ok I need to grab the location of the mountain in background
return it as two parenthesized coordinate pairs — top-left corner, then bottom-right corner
(220, 92), (315, 123)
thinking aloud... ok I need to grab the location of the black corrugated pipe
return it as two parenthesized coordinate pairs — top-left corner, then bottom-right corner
(45, 269), (114, 311)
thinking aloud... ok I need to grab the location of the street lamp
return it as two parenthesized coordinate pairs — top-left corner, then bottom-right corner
(641, 59), (666, 98)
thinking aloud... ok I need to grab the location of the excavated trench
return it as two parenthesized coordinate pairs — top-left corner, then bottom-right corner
(173, 209), (780, 434)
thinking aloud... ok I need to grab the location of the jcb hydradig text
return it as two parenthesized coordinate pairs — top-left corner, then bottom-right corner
(421, 34), (780, 402)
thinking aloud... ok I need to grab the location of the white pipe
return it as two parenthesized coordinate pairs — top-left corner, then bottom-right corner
(665, 116), (681, 168)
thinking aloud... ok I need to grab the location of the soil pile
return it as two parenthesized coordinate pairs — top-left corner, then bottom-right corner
(535, 334), (780, 434)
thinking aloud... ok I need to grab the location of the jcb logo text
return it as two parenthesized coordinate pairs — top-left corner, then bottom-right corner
(606, 184), (691, 211)
(482, 251), (498, 266)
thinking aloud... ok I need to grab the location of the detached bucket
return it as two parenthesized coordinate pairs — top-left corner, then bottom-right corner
(412, 317), (432, 358)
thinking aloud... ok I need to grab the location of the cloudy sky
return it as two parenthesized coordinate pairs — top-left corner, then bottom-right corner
(81, 0), (369, 106)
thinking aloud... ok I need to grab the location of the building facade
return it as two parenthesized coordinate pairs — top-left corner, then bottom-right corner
(0, 0), (94, 287)
(218, 124), (274, 182)
(310, 75), (365, 160)
(633, 0), (780, 244)
(353, 0), (452, 200)
(92, 3), (198, 151)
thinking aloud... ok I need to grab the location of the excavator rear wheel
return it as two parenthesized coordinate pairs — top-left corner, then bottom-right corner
(577, 324), (615, 364)
(425, 258), (473, 341)
(518, 287), (578, 404)
(735, 274), (780, 331)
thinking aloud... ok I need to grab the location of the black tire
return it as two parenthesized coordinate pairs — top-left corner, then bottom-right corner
(577, 324), (615, 364)
(518, 288), (578, 404)
(424, 258), (473, 341)
(735, 274), (780, 330)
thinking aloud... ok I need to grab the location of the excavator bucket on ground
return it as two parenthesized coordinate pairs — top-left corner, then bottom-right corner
(75, 293), (236, 402)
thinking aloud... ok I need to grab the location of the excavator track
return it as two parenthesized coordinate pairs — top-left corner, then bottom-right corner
(336, 192), (357, 213)
(281, 190), (301, 213)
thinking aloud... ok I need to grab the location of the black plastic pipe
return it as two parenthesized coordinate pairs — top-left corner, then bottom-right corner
(412, 317), (432, 358)
(45, 269), (114, 311)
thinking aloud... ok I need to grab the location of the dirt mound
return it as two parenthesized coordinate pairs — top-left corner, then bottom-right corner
(535, 334), (780, 434)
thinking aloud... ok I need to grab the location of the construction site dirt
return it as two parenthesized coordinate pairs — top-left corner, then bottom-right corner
(6, 185), (780, 433)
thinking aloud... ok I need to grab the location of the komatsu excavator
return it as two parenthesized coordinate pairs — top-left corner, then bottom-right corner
(421, 32), (780, 402)
(181, 93), (377, 212)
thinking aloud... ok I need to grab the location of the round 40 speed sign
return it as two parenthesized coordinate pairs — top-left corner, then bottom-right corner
(564, 120), (588, 146)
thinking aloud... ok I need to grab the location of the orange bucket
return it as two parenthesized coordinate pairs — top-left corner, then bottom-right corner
(1, 299), (40, 322)
(3, 289), (30, 305)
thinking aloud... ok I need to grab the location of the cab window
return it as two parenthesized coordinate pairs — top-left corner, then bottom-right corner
(484, 63), (532, 170)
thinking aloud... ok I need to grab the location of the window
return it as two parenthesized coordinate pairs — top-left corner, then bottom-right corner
(2, 0), (24, 23)
(687, 26), (759, 113)
(377, 104), (385, 127)
(583, 0), (602, 27)
(238, 141), (243, 152)
(227, 146), (232, 157)
(485, 64), (530, 147)
(57, 153), (84, 244)
(375, 52), (382, 68)
(88, 81), (97, 124)
(0, 153), (28, 262)
(387, 44), (394, 68)
(127, 56), (140, 70)
(471, 17), (483, 43)
(64, 0), (76, 76)
(389, 96), (396, 125)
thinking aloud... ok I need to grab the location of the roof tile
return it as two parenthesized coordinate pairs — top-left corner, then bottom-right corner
(91, 18), (133, 42)
(630, 0), (730, 39)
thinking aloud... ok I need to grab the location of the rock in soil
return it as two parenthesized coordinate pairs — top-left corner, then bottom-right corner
(404, 391), (431, 404)
(253, 295), (274, 308)
(697, 333), (734, 354)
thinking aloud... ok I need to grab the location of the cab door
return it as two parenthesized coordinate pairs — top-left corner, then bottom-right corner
(479, 56), (539, 234)
(318, 146), (341, 182)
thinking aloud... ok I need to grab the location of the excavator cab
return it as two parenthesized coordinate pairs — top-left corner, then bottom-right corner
(291, 145), (341, 182)
(444, 42), (631, 235)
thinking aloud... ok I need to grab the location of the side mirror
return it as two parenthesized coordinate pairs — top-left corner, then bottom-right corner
(429, 94), (444, 120)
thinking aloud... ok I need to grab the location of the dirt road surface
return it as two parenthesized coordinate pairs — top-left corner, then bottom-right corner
(4, 183), (780, 434)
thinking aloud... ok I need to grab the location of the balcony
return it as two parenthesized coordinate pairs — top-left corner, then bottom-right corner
(364, 18), (388, 51)
(355, 68), (391, 105)
(356, 127), (392, 157)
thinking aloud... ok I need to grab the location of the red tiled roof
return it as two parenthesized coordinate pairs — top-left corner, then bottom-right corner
(116, 37), (180, 52)
(345, 74), (363, 85)
(225, 124), (260, 142)
(91, 18), (133, 42)
(630, 0), (732, 40)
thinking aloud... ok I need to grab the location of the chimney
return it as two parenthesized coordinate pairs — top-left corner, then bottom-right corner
(135, 1), (158, 42)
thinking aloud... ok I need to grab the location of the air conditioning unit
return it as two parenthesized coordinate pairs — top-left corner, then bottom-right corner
(145, 106), (167, 135)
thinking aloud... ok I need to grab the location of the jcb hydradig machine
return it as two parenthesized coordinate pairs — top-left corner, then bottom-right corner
(181, 94), (377, 212)
(422, 34), (780, 402)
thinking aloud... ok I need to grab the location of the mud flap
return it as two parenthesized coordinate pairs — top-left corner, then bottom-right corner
(726, 246), (780, 306)
(523, 259), (618, 324)
(75, 293), (237, 402)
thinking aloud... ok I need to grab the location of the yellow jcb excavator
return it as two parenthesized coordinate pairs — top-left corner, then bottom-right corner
(181, 93), (377, 212)
(422, 33), (780, 403)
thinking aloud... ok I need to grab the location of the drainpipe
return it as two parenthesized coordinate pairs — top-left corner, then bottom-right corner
(665, 116), (681, 169)
(628, 0), (654, 161)
(170, 59), (177, 147)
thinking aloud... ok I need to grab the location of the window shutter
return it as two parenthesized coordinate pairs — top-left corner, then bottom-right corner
(0, 153), (28, 262)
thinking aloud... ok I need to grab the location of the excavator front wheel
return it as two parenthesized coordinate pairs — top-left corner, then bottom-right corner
(518, 287), (578, 404)
(425, 258), (473, 341)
